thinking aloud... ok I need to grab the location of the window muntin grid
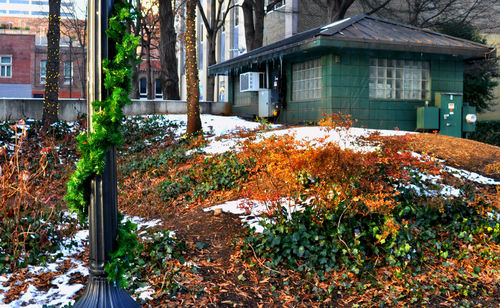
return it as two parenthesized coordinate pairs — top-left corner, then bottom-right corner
(292, 58), (321, 101)
(64, 61), (73, 85)
(40, 60), (46, 83)
(0, 55), (12, 78)
(369, 58), (430, 100)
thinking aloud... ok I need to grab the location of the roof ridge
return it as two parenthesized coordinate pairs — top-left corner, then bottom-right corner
(318, 14), (367, 36)
(361, 14), (493, 49)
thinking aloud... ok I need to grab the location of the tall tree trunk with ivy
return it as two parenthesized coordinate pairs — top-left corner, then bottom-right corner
(185, 0), (202, 135)
(43, 0), (61, 128)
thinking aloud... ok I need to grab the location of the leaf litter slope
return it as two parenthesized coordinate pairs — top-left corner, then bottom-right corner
(118, 115), (500, 307)
(1, 115), (498, 307)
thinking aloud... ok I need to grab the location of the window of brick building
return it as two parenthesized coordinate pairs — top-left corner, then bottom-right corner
(64, 61), (73, 85)
(40, 60), (46, 83)
(139, 78), (147, 97)
(155, 79), (162, 98)
(0, 56), (12, 78)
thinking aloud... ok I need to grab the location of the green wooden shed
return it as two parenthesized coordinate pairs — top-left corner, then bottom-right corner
(208, 14), (495, 131)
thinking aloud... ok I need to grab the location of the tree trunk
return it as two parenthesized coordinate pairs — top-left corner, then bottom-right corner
(159, 0), (180, 100)
(129, 0), (142, 99)
(253, 0), (265, 49)
(326, 0), (355, 22)
(146, 42), (154, 100)
(242, 0), (264, 51)
(43, 0), (61, 128)
(185, 0), (202, 135)
(206, 36), (217, 101)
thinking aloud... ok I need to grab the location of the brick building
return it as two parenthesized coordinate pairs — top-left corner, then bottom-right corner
(0, 30), (84, 98)
(0, 32), (35, 97)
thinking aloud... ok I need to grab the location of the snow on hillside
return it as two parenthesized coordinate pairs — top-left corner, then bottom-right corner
(0, 114), (498, 307)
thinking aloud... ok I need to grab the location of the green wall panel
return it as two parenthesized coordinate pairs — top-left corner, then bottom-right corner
(229, 47), (465, 131)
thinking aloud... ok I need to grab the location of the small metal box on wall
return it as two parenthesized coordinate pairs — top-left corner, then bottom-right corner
(416, 106), (439, 130)
(435, 93), (463, 138)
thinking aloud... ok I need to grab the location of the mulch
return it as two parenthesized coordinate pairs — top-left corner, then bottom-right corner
(410, 133), (500, 180)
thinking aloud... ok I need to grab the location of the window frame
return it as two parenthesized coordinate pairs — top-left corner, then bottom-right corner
(139, 77), (147, 96)
(40, 60), (47, 84)
(369, 58), (431, 101)
(155, 79), (162, 98)
(291, 58), (322, 102)
(64, 60), (73, 85)
(0, 55), (12, 78)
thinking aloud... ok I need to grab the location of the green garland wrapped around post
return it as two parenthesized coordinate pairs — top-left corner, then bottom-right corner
(65, 1), (142, 288)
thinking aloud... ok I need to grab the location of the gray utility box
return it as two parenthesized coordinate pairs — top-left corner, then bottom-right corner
(258, 89), (274, 117)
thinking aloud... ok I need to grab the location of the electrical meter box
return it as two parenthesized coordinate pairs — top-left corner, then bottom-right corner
(258, 89), (274, 117)
(435, 93), (463, 137)
(462, 105), (477, 132)
(416, 106), (439, 130)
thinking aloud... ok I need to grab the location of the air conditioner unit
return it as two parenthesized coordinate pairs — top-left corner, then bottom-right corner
(240, 72), (265, 92)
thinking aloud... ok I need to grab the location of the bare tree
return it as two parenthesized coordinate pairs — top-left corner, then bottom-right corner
(43, 0), (61, 127)
(241, 0), (264, 51)
(125, 0), (143, 99)
(310, 0), (356, 22)
(197, 0), (235, 101)
(159, 0), (181, 100)
(60, 6), (87, 98)
(185, 0), (202, 134)
(140, 3), (160, 100)
(358, 0), (498, 30)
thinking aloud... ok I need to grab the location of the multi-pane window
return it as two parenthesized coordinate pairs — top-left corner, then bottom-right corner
(139, 78), (147, 96)
(64, 61), (73, 85)
(292, 58), (322, 101)
(0, 56), (12, 78)
(369, 58), (430, 100)
(40, 60), (46, 83)
(155, 79), (162, 97)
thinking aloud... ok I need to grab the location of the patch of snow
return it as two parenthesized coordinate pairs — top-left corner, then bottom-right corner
(148, 115), (278, 139)
(135, 286), (155, 301)
(0, 214), (164, 307)
(443, 166), (500, 185)
(204, 199), (306, 233)
(321, 17), (350, 31)
(126, 216), (163, 231)
(203, 125), (414, 155)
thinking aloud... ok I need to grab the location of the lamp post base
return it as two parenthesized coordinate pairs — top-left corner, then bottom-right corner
(73, 275), (140, 308)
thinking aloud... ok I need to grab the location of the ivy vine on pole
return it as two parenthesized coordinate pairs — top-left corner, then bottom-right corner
(65, 1), (141, 287)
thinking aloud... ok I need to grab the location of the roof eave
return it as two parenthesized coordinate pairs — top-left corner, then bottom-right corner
(319, 37), (494, 59)
(208, 39), (320, 75)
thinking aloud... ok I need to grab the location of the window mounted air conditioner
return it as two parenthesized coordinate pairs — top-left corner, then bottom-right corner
(240, 72), (265, 92)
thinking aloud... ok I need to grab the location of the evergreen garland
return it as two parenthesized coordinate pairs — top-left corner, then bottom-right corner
(65, 1), (141, 287)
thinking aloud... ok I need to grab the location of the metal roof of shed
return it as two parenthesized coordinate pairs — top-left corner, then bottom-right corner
(209, 14), (495, 74)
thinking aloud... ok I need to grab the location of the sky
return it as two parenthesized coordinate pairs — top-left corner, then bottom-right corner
(74, 0), (87, 20)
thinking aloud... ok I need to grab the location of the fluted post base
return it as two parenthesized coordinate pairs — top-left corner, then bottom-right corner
(73, 275), (139, 308)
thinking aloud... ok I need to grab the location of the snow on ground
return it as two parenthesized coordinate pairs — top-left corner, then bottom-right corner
(145, 114), (278, 138)
(0, 215), (162, 308)
(202, 121), (413, 155)
(198, 115), (499, 233)
(204, 199), (307, 233)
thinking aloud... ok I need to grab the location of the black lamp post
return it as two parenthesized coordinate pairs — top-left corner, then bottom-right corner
(73, 0), (139, 306)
